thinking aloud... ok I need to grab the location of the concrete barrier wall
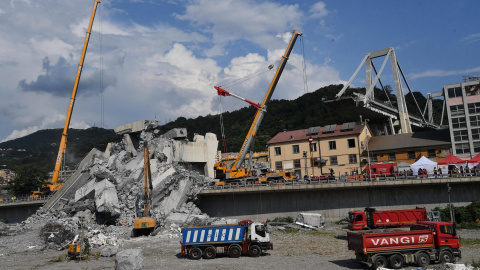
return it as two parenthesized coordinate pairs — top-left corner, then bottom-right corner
(198, 180), (480, 222)
(0, 204), (41, 223)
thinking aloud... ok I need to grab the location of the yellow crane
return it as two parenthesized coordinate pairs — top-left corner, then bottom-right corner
(132, 144), (156, 236)
(214, 29), (302, 185)
(50, 0), (101, 192)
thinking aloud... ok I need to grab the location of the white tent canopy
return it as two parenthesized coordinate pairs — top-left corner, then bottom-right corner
(410, 156), (438, 176)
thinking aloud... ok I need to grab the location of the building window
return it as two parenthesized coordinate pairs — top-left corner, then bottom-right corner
(472, 128), (480, 140)
(470, 115), (480, 127)
(329, 141), (336, 150)
(408, 151), (416, 159)
(292, 145), (299, 154)
(293, 159), (301, 169)
(451, 117), (467, 129)
(427, 149), (436, 158)
(310, 158), (320, 167)
(347, 139), (356, 148)
(450, 105), (465, 116)
(370, 154), (378, 162)
(474, 142), (480, 153)
(274, 147), (281, 156)
(447, 87), (462, 98)
(454, 130), (469, 141)
(330, 156), (338, 165)
(275, 161), (283, 171)
(349, 154), (357, 164)
(455, 143), (470, 154)
(468, 102), (480, 114)
(310, 143), (317, 152)
(388, 153), (396, 161)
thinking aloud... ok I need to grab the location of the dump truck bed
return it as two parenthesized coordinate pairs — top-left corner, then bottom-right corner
(347, 229), (435, 253)
(182, 225), (246, 246)
(370, 208), (427, 228)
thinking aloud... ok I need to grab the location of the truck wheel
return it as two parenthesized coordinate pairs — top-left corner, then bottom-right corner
(388, 254), (404, 269)
(203, 247), (216, 259)
(416, 252), (430, 267)
(439, 250), (453, 263)
(248, 245), (261, 257)
(373, 255), (387, 268)
(189, 247), (202, 260)
(228, 245), (241, 258)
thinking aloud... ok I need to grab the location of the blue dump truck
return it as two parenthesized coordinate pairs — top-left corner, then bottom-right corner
(180, 220), (272, 259)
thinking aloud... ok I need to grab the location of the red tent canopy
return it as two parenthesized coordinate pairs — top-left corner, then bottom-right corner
(468, 153), (480, 163)
(437, 154), (467, 165)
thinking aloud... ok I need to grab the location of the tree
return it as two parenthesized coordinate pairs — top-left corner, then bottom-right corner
(7, 164), (48, 196)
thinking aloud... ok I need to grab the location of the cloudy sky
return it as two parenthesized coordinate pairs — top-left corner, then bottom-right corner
(0, 0), (479, 142)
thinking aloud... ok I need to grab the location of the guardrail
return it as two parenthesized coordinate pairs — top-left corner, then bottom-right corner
(0, 194), (53, 205)
(205, 171), (480, 190)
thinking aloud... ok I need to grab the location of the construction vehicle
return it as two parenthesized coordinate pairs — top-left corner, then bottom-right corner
(347, 221), (461, 268)
(132, 144), (156, 237)
(362, 162), (398, 178)
(348, 207), (427, 230)
(67, 217), (89, 259)
(213, 29), (302, 185)
(180, 220), (271, 260)
(32, 0), (100, 197)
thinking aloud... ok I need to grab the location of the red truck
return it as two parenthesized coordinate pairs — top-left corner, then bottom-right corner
(347, 221), (461, 269)
(362, 162), (398, 178)
(348, 207), (427, 230)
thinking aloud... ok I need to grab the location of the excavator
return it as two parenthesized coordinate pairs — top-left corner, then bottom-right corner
(31, 0), (101, 198)
(214, 29), (302, 186)
(132, 144), (156, 237)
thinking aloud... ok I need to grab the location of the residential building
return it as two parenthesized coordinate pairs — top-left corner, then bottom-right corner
(267, 122), (371, 178)
(444, 78), (480, 159)
(364, 129), (452, 168)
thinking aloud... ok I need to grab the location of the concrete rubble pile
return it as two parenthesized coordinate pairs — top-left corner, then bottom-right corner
(17, 121), (222, 250)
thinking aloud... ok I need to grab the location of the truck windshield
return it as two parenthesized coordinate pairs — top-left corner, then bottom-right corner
(255, 225), (266, 237)
(440, 224), (456, 236)
(348, 213), (355, 223)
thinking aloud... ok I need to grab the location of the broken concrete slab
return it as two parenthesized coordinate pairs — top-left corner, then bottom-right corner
(123, 134), (138, 158)
(75, 179), (96, 202)
(152, 167), (176, 190)
(94, 179), (121, 218)
(115, 249), (143, 270)
(101, 245), (118, 257)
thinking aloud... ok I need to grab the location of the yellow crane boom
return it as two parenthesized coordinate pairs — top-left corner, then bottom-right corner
(50, 0), (101, 190)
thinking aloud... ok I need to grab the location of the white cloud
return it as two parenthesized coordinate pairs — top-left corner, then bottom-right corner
(410, 66), (480, 79)
(462, 33), (480, 43)
(309, 2), (328, 19)
(176, 0), (303, 52)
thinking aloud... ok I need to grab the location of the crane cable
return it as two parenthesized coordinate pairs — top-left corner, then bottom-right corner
(98, 3), (104, 128)
(218, 96), (228, 156)
(216, 58), (280, 158)
(300, 35), (309, 94)
(218, 59), (280, 89)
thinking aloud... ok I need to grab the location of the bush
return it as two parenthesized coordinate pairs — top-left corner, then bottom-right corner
(434, 201), (480, 228)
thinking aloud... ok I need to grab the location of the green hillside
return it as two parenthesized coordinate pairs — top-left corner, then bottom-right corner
(0, 127), (117, 172)
(0, 84), (444, 172)
(160, 84), (445, 152)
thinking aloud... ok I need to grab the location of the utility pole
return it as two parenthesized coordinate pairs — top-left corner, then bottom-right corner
(365, 119), (371, 181)
(303, 151), (308, 177)
(308, 137), (314, 176)
(448, 184), (455, 223)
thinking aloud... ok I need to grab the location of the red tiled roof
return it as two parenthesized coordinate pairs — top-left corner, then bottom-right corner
(267, 123), (364, 144)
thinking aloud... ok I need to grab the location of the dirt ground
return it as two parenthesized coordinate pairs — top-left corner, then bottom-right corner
(1, 223), (479, 270)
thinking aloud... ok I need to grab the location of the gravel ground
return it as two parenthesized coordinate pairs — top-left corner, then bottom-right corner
(1, 223), (479, 270)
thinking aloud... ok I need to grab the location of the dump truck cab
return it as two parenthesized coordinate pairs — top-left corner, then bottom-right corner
(348, 210), (367, 230)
